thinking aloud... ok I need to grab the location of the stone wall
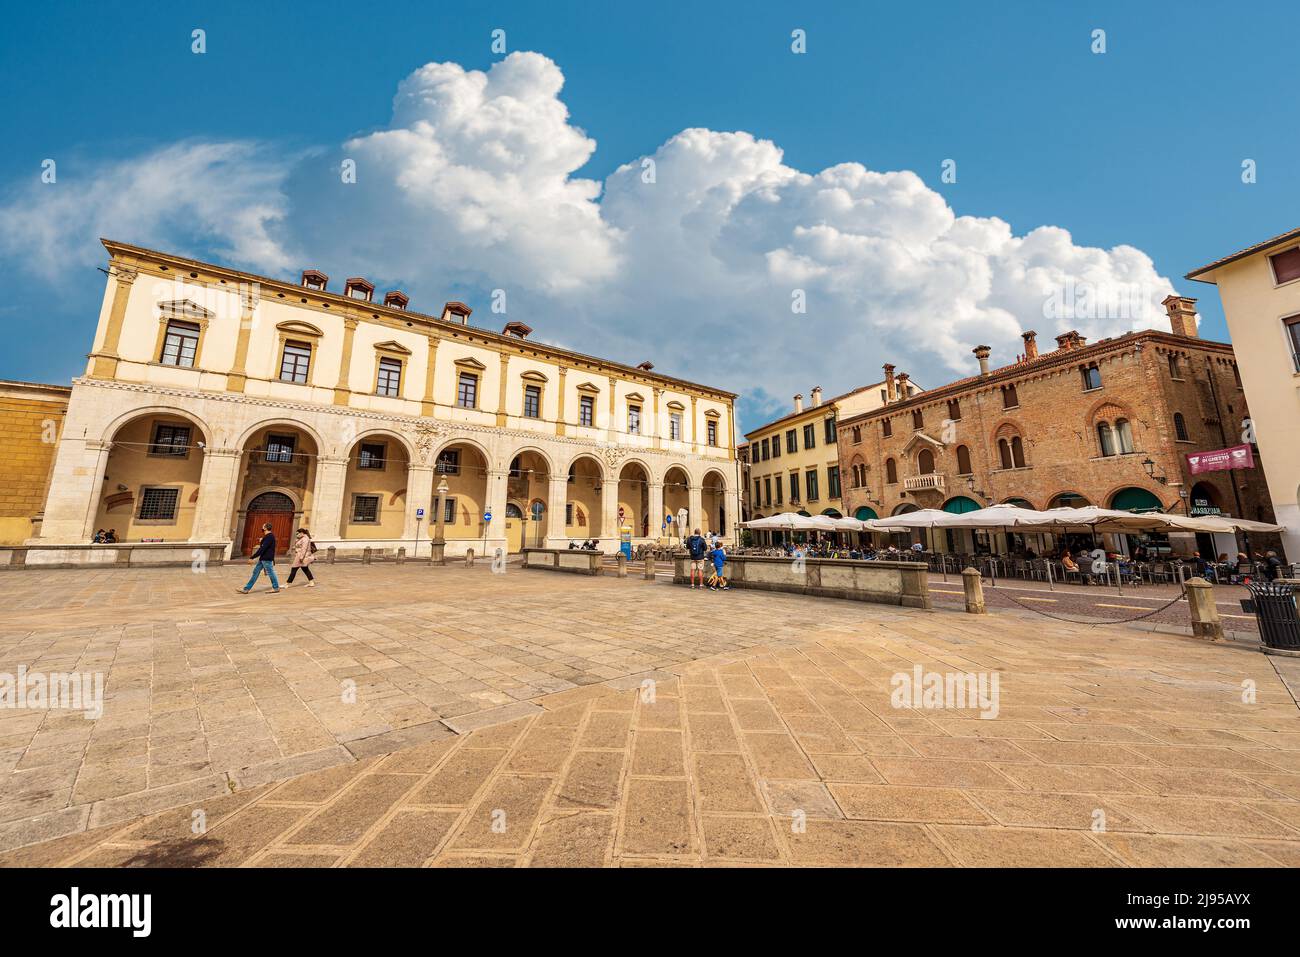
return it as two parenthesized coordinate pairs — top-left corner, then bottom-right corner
(674, 554), (930, 608)
(0, 382), (70, 544)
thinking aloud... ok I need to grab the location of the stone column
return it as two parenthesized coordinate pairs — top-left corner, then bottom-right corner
(648, 481), (665, 540)
(962, 567), (986, 614)
(485, 467), (510, 552)
(35, 439), (114, 543)
(687, 483), (703, 535)
(404, 464), (435, 548)
(191, 448), (242, 543)
(333, 317), (358, 406)
(546, 474), (569, 545)
(601, 478), (620, 548)
(311, 455), (349, 541)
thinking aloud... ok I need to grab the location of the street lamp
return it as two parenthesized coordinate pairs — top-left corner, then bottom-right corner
(966, 475), (990, 503)
(1141, 457), (1168, 485)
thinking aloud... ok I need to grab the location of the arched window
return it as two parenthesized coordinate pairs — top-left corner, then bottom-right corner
(851, 426), (862, 444)
(956, 445), (972, 475)
(1011, 436), (1026, 468)
(1174, 412), (1189, 441)
(912, 409), (924, 430)
(918, 448), (935, 474)
(885, 458), (898, 484)
(1115, 418), (1134, 453)
(998, 438), (1012, 470)
(1097, 422), (1116, 457)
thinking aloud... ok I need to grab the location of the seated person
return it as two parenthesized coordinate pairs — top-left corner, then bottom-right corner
(1061, 551), (1080, 574)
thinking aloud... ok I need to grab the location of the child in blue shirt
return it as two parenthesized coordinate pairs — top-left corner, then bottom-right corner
(707, 542), (730, 590)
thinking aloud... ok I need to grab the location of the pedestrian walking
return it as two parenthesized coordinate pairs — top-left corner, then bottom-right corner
(238, 522), (281, 594)
(287, 527), (317, 587)
(707, 539), (730, 590)
(685, 527), (708, 588)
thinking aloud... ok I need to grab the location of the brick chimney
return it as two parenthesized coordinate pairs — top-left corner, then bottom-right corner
(896, 372), (912, 397)
(1054, 330), (1085, 351)
(973, 345), (992, 376)
(793, 393), (804, 414)
(810, 385), (823, 407)
(882, 364), (897, 402)
(1021, 330), (1039, 360)
(1162, 295), (1199, 338)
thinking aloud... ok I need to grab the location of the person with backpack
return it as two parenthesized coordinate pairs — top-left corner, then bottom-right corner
(287, 527), (318, 587)
(685, 527), (708, 589)
(238, 522), (281, 594)
(707, 539), (730, 591)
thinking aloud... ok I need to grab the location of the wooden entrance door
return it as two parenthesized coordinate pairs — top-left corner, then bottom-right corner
(241, 492), (295, 555)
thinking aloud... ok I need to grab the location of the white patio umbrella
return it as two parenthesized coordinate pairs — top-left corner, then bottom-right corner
(930, 503), (1059, 529)
(829, 515), (867, 531)
(1162, 514), (1284, 534)
(742, 512), (806, 530)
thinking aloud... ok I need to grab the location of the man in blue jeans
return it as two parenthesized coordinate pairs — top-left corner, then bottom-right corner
(239, 523), (281, 594)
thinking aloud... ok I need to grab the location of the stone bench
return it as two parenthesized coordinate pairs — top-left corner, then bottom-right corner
(521, 548), (604, 576)
(0, 543), (228, 570)
(673, 554), (930, 609)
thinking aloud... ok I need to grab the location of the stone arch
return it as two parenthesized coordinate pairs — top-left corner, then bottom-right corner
(662, 465), (692, 535)
(562, 451), (613, 486)
(349, 426), (418, 463)
(233, 416), (327, 455)
(432, 439), (491, 547)
(566, 453), (607, 538)
(701, 468), (729, 538)
(93, 408), (210, 543)
(240, 485), (303, 513)
(340, 429), (412, 542)
(1046, 490), (1092, 509)
(504, 443), (556, 477)
(101, 405), (211, 446)
(1107, 485), (1168, 513)
(617, 460), (652, 538)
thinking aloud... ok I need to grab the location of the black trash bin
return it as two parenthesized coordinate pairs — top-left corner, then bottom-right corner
(1247, 581), (1300, 650)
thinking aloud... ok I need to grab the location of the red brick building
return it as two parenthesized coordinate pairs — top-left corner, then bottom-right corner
(836, 297), (1280, 557)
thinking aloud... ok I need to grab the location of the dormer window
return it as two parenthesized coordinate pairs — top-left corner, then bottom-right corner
(344, 278), (374, 302)
(383, 290), (409, 310)
(301, 270), (328, 291)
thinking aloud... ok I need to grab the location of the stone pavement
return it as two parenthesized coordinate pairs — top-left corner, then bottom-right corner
(2, 562), (1299, 866)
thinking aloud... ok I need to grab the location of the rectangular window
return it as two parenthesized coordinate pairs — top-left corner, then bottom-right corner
(763, 477), (772, 507)
(523, 384), (541, 418)
(149, 423), (191, 457)
(279, 340), (312, 384)
(1167, 355), (1183, 379)
(754, 479), (762, 503)
(882, 418), (892, 438)
(1081, 365), (1102, 390)
(789, 473), (799, 502)
(786, 430), (797, 454)
(358, 442), (386, 470)
(627, 405), (641, 434)
(805, 469), (819, 502)
(912, 409), (924, 430)
(160, 320), (200, 367)
(947, 399), (962, 421)
(1285, 316), (1300, 373)
(827, 465), (841, 500)
(376, 357), (402, 397)
(760, 438), (769, 461)
(1002, 384), (1019, 409)
(137, 486), (180, 521)
(457, 372), (478, 408)
(579, 394), (595, 426)
(436, 449), (460, 475)
(1270, 246), (1300, 285)
(803, 423), (816, 450)
(669, 412), (682, 441)
(707, 420), (718, 446)
(771, 434), (781, 458)
(351, 494), (380, 524)
(265, 433), (295, 464)
(443, 497), (457, 524)
(774, 475), (783, 505)
(824, 417), (837, 444)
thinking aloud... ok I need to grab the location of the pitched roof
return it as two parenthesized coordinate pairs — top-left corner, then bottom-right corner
(1186, 225), (1300, 281)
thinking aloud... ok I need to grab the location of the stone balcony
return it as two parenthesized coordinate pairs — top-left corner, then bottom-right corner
(903, 473), (945, 493)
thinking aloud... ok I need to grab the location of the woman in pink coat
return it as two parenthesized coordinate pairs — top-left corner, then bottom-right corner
(287, 528), (318, 587)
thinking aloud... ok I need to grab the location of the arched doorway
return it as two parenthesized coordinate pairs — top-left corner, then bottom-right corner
(663, 466), (691, 541)
(1048, 491), (1091, 509)
(508, 451), (551, 552)
(94, 412), (208, 543)
(942, 496), (981, 514)
(567, 455), (604, 540)
(703, 470), (727, 537)
(342, 433), (411, 542)
(617, 462), (650, 538)
(432, 441), (489, 550)
(855, 506), (878, 521)
(1111, 487), (1164, 513)
(241, 491), (295, 556)
(235, 424), (318, 555)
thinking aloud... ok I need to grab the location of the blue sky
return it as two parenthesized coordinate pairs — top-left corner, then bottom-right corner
(2, 0), (1296, 432)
